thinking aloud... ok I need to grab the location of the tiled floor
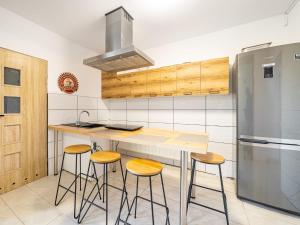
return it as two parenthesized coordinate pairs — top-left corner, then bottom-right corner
(1, 157), (299, 225)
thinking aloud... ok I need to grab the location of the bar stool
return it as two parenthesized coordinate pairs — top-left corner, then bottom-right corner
(187, 152), (229, 225)
(116, 158), (170, 225)
(77, 151), (129, 225)
(55, 144), (92, 219)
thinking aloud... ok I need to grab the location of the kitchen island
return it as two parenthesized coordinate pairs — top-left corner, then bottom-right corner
(48, 124), (208, 225)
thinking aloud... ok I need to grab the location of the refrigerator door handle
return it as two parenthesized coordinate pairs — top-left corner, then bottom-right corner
(238, 138), (269, 144)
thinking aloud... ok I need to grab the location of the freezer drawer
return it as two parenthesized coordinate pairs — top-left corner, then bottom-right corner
(238, 141), (300, 214)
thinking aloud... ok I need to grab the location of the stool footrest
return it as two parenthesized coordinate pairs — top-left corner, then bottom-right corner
(118, 219), (131, 225)
(189, 201), (226, 214)
(136, 195), (169, 210)
(192, 183), (222, 193)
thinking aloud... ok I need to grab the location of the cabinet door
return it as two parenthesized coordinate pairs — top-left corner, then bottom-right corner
(147, 69), (161, 97)
(201, 57), (229, 95)
(129, 72), (147, 97)
(161, 66), (176, 96)
(176, 62), (201, 95)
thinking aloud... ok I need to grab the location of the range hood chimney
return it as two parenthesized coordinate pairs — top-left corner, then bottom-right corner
(83, 7), (154, 73)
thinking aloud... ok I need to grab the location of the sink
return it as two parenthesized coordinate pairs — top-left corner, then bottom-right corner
(62, 122), (106, 129)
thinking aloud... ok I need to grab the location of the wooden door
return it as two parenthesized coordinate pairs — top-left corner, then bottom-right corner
(0, 49), (27, 192)
(0, 48), (47, 193)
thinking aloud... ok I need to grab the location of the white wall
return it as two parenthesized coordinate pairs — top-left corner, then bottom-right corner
(0, 6), (105, 175)
(104, 3), (300, 178)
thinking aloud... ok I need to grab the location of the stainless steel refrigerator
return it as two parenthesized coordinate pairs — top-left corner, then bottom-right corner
(236, 42), (300, 215)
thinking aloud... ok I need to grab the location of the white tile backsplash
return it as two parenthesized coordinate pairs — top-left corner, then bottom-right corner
(149, 110), (173, 123)
(77, 109), (97, 122)
(48, 93), (77, 109)
(110, 110), (126, 121)
(127, 98), (148, 109)
(174, 110), (205, 125)
(174, 96), (205, 109)
(149, 122), (173, 130)
(109, 99), (126, 109)
(78, 96), (98, 109)
(98, 99), (109, 110)
(98, 109), (110, 121)
(174, 124), (205, 132)
(206, 126), (234, 144)
(206, 94), (233, 109)
(48, 94), (237, 177)
(206, 110), (234, 126)
(127, 110), (148, 122)
(48, 110), (77, 124)
(149, 97), (173, 109)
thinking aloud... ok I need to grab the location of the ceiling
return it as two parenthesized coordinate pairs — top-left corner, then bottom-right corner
(0, 0), (293, 53)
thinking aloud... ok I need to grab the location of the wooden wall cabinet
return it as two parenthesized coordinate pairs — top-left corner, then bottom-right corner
(201, 57), (229, 95)
(101, 57), (229, 99)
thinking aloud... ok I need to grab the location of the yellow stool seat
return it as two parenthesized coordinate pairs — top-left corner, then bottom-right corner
(90, 151), (121, 164)
(126, 158), (163, 176)
(191, 152), (225, 165)
(64, 144), (91, 154)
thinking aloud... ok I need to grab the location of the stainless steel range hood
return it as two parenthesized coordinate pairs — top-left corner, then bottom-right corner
(84, 7), (154, 73)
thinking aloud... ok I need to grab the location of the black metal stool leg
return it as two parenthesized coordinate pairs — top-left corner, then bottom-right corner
(54, 152), (65, 206)
(116, 170), (128, 225)
(77, 160), (91, 223)
(92, 161), (102, 201)
(105, 163), (109, 225)
(160, 173), (170, 225)
(74, 154), (78, 219)
(219, 165), (229, 225)
(80, 154), (82, 191)
(134, 176), (139, 218)
(103, 164), (106, 203)
(149, 176), (155, 225)
(119, 159), (130, 211)
(187, 159), (196, 212)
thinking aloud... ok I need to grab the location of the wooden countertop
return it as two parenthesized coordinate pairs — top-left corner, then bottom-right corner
(48, 125), (209, 153)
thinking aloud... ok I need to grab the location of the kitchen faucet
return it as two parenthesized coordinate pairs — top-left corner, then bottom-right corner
(76, 110), (90, 126)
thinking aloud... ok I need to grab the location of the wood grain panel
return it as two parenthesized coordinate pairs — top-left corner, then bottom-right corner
(101, 57), (229, 99)
(3, 124), (21, 144)
(201, 57), (229, 95)
(4, 170), (23, 192)
(161, 66), (176, 96)
(0, 175), (4, 194)
(147, 69), (161, 97)
(4, 153), (21, 171)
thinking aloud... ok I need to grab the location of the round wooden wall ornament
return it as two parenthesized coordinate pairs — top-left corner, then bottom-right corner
(58, 72), (79, 94)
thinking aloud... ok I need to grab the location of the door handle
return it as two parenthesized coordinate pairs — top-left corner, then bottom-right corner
(239, 138), (269, 144)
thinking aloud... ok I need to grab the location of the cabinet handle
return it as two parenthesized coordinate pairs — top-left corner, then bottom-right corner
(0, 114), (4, 117)
(209, 90), (220, 94)
(183, 92), (192, 95)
